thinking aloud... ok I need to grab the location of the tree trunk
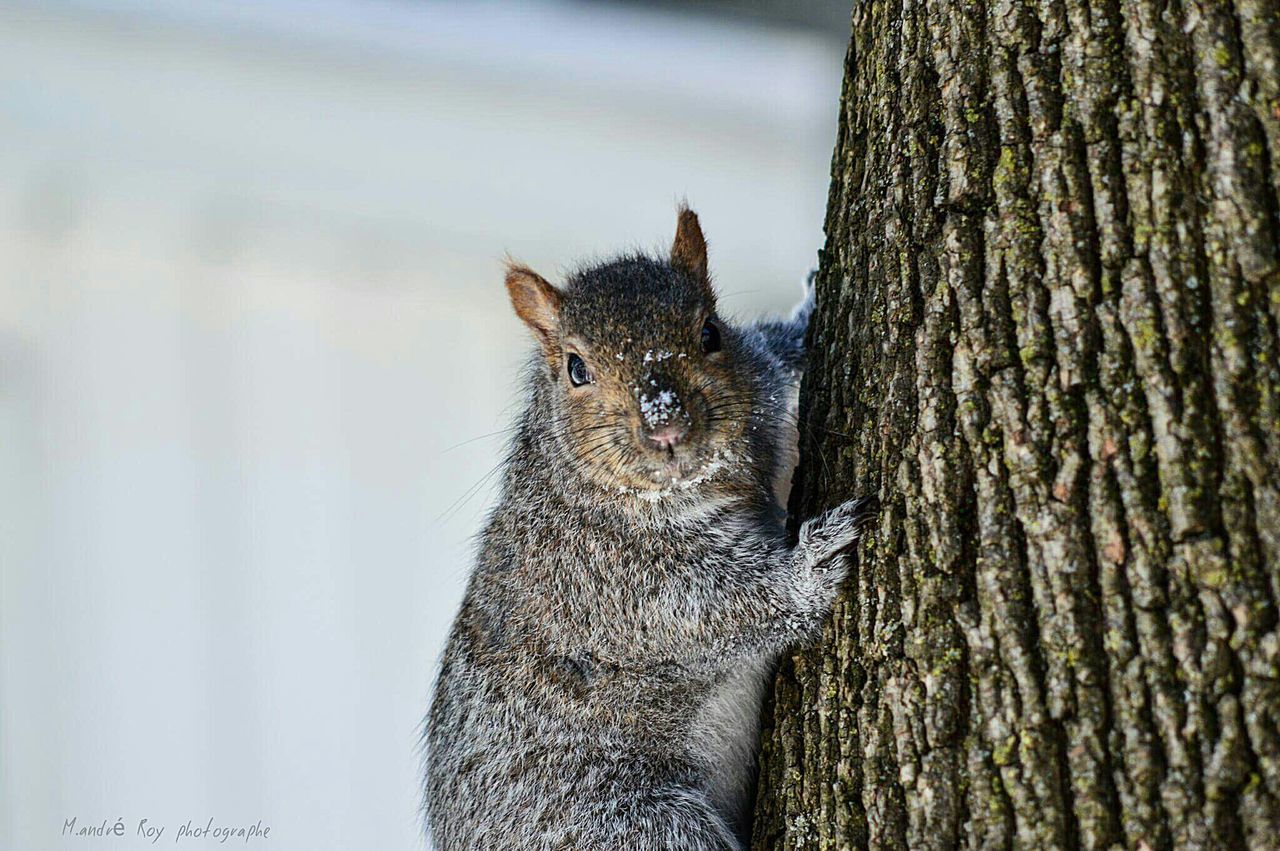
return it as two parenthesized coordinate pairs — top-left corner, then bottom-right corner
(751, 0), (1280, 846)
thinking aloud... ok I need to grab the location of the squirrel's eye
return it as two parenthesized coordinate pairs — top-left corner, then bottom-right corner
(567, 353), (593, 387)
(700, 319), (722, 354)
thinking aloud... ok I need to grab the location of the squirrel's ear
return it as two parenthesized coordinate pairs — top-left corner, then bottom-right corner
(670, 204), (710, 289)
(505, 262), (562, 347)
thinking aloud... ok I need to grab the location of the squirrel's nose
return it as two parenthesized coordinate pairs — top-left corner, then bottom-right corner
(646, 424), (687, 451)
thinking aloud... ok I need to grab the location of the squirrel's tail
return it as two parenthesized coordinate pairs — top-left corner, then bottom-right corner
(752, 269), (815, 374)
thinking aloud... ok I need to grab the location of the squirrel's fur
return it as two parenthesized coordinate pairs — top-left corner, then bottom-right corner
(424, 208), (871, 850)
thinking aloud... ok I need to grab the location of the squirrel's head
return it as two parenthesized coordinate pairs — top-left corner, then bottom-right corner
(506, 206), (763, 497)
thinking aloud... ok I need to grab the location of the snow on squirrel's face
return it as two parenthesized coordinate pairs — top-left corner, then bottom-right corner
(553, 305), (744, 495)
(505, 221), (759, 497)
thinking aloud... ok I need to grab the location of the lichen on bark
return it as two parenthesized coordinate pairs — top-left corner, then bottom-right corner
(751, 0), (1280, 846)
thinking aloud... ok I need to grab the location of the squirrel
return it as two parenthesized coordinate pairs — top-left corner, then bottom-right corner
(424, 206), (873, 850)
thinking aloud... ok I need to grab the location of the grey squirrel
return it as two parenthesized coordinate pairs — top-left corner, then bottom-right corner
(424, 207), (873, 850)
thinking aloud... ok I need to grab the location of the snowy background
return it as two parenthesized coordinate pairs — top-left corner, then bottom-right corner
(0, 1), (844, 848)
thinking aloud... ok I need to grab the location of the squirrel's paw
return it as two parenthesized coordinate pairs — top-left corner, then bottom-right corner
(798, 496), (876, 568)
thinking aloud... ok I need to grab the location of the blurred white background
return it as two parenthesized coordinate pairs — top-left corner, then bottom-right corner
(0, 1), (845, 848)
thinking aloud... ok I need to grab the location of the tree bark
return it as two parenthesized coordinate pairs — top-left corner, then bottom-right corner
(751, 0), (1280, 846)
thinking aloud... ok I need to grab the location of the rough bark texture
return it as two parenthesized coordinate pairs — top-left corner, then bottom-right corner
(751, 0), (1280, 846)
